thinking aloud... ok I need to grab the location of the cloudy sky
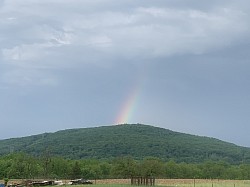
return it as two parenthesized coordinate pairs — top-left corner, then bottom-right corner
(1, 0), (250, 147)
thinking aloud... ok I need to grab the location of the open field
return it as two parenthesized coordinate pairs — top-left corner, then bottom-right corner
(93, 179), (250, 187)
(4, 179), (250, 187)
(156, 179), (250, 187)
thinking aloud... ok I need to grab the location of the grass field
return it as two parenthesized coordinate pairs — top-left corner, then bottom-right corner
(157, 179), (250, 187)
(5, 179), (250, 187)
(91, 179), (250, 187)
(60, 182), (250, 187)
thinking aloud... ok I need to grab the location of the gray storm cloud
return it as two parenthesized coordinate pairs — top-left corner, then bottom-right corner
(0, 0), (250, 146)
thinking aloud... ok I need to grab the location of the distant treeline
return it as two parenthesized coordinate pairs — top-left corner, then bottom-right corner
(1, 152), (250, 180)
(1, 125), (250, 165)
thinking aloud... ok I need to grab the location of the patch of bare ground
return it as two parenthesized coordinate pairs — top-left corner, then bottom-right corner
(94, 179), (130, 184)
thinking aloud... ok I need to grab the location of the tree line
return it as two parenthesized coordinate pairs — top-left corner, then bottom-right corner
(1, 152), (250, 180)
(1, 124), (249, 165)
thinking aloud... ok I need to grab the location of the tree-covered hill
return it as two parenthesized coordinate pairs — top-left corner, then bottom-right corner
(0, 124), (250, 163)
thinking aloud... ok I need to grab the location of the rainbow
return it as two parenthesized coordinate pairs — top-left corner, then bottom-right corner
(114, 85), (140, 125)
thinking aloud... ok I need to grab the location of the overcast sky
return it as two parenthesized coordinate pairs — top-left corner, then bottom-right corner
(1, 0), (250, 147)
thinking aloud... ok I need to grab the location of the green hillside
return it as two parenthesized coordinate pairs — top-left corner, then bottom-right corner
(0, 124), (250, 163)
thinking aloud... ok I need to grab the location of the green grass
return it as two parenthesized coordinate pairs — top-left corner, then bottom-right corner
(62, 182), (250, 187)
(64, 185), (136, 187)
(173, 181), (250, 187)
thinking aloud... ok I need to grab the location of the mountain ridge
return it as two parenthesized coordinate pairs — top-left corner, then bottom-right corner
(0, 124), (249, 164)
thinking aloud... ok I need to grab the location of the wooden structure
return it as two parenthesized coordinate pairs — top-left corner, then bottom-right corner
(131, 177), (155, 186)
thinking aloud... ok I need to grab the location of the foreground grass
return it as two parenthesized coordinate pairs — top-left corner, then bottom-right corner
(61, 181), (250, 187)
(63, 185), (136, 187)
(157, 180), (250, 187)
(6, 179), (250, 187)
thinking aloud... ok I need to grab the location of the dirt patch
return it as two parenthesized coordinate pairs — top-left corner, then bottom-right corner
(94, 179), (130, 185)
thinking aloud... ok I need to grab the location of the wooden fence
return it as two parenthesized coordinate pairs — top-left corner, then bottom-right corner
(131, 177), (155, 186)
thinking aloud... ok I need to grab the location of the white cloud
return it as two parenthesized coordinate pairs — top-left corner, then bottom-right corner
(2, 69), (58, 86)
(61, 6), (250, 58)
(1, 25), (73, 69)
(1, 0), (250, 87)
(89, 35), (113, 49)
(2, 1), (249, 58)
(3, 45), (38, 61)
(109, 7), (249, 56)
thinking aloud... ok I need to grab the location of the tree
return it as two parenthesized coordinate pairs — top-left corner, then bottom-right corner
(71, 161), (82, 179)
(50, 157), (71, 179)
(7, 153), (37, 179)
(41, 148), (52, 178)
(139, 157), (164, 177)
(165, 160), (179, 178)
(111, 156), (137, 178)
(99, 161), (111, 178)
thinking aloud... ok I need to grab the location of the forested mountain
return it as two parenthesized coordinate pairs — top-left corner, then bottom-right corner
(0, 124), (249, 164)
